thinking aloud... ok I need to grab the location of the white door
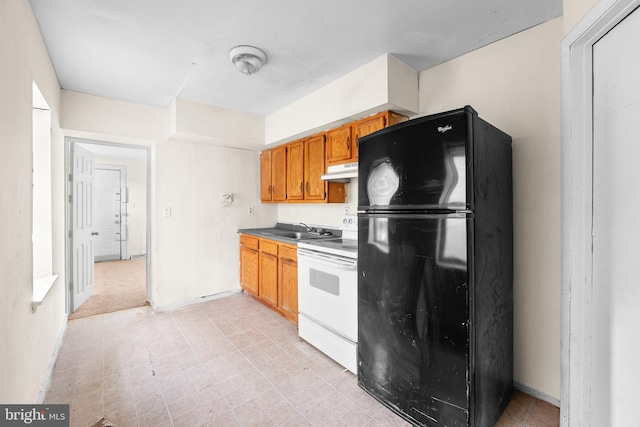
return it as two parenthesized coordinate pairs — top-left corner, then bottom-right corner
(94, 167), (124, 261)
(592, 6), (640, 426)
(71, 144), (95, 312)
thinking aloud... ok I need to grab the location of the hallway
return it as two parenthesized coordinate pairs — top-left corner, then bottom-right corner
(69, 259), (147, 320)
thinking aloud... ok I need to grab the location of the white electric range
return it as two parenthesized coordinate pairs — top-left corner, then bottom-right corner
(297, 215), (358, 373)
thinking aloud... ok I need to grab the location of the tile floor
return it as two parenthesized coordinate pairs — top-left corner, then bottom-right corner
(45, 293), (559, 426)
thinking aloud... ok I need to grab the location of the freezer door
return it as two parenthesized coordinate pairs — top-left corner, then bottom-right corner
(357, 213), (471, 426)
(358, 108), (471, 211)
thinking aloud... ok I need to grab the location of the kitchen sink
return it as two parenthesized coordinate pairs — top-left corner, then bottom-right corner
(266, 231), (330, 240)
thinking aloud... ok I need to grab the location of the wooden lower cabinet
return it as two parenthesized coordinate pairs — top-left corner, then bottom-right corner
(259, 251), (278, 307)
(239, 234), (298, 324)
(278, 244), (298, 323)
(239, 235), (259, 297)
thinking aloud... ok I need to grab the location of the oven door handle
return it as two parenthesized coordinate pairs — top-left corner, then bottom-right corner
(298, 251), (357, 271)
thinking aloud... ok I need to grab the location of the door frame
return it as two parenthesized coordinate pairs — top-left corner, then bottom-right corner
(65, 137), (152, 314)
(560, 0), (640, 425)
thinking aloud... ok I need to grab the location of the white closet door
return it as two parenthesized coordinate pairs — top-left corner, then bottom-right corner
(592, 6), (640, 426)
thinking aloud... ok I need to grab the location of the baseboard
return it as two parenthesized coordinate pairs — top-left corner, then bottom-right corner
(513, 381), (560, 407)
(36, 318), (67, 403)
(152, 289), (243, 312)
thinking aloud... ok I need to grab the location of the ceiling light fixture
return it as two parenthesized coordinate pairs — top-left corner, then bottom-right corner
(229, 45), (267, 76)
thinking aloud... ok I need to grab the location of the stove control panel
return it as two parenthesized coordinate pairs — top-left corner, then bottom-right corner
(341, 215), (358, 232)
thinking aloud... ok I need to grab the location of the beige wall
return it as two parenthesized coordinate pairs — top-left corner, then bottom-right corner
(419, 18), (564, 400)
(0, 0), (67, 402)
(563, 0), (599, 32)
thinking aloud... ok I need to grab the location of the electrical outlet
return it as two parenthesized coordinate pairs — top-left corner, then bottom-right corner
(344, 207), (349, 215)
(163, 207), (172, 217)
(248, 206), (254, 215)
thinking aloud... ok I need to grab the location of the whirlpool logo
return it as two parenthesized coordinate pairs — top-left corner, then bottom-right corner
(0, 405), (68, 426)
(437, 125), (453, 133)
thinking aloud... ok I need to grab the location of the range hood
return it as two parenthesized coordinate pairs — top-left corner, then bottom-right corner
(321, 162), (358, 182)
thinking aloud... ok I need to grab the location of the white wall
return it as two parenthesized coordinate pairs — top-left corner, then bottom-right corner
(0, 0), (67, 403)
(275, 180), (358, 229)
(170, 98), (265, 151)
(154, 140), (275, 307)
(265, 54), (419, 145)
(419, 18), (563, 400)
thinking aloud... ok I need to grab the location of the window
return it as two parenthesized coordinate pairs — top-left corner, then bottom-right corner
(32, 81), (57, 311)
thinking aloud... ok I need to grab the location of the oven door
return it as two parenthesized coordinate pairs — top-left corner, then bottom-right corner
(297, 248), (358, 342)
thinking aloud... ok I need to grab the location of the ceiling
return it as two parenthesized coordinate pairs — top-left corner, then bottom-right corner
(29, 0), (562, 117)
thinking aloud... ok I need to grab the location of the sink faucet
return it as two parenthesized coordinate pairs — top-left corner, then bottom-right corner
(299, 222), (316, 233)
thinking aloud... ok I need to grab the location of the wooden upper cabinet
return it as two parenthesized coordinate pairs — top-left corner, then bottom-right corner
(303, 134), (327, 201)
(286, 140), (304, 201)
(261, 146), (288, 202)
(326, 125), (353, 166)
(353, 113), (387, 149)
(259, 150), (272, 201)
(261, 111), (406, 202)
(271, 146), (287, 202)
(327, 111), (409, 167)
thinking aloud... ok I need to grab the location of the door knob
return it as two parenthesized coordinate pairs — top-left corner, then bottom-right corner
(91, 231), (99, 236)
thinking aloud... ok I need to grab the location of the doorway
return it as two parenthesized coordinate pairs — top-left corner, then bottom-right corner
(66, 138), (151, 319)
(94, 164), (127, 262)
(561, 0), (640, 425)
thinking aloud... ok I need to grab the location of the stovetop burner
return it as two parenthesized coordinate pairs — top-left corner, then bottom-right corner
(298, 215), (358, 259)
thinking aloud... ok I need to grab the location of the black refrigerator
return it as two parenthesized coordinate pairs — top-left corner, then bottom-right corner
(357, 106), (513, 427)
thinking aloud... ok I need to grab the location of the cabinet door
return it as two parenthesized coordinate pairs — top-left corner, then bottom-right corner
(271, 145), (288, 202)
(279, 257), (298, 323)
(326, 126), (353, 165)
(286, 140), (304, 201)
(304, 134), (327, 201)
(240, 246), (259, 297)
(353, 115), (386, 161)
(259, 252), (278, 306)
(259, 150), (272, 202)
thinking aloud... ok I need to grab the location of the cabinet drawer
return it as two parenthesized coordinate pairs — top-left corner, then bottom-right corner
(260, 239), (279, 256)
(279, 244), (298, 261)
(240, 234), (259, 250)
